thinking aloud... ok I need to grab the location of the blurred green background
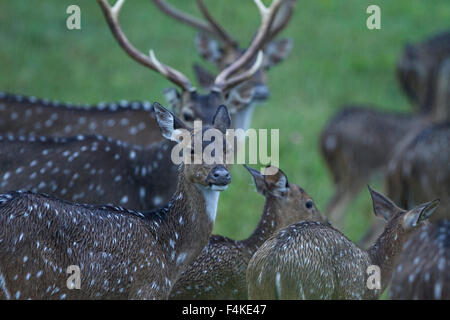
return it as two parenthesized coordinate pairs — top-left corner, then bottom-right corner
(0, 0), (449, 246)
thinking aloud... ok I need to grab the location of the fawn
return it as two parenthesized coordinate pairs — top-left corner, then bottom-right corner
(247, 186), (439, 299)
(169, 165), (325, 300)
(389, 219), (449, 300)
(0, 103), (232, 300)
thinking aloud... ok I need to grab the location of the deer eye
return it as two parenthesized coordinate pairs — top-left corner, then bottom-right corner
(305, 200), (313, 210)
(183, 110), (195, 122)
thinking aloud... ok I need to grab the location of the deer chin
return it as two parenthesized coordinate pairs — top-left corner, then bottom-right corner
(210, 184), (229, 191)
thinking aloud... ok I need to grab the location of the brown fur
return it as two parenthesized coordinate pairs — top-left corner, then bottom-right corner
(247, 188), (439, 299)
(169, 166), (325, 300)
(0, 104), (232, 300)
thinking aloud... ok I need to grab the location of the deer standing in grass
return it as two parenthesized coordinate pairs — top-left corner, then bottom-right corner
(389, 219), (449, 300)
(0, 0), (280, 209)
(247, 187), (439, 299)
(320, 33), (450, 229)
(169, 165), (325, 300)
(0, 103), (232, 300)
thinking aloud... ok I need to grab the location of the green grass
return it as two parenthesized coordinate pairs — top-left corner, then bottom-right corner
(0, 1), (449, 254)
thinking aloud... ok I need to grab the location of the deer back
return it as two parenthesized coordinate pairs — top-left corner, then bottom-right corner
(0, 134), (177, 211)
(0, 93), (162, 147)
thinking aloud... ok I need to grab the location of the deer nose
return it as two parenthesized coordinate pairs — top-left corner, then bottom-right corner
(206, 166), (231, 186)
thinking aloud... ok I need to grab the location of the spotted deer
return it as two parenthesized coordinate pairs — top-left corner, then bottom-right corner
(389, 219), (449, 300)
(100, 0), (284, 130)
(397, 30), (450, 114)
(169, 165), (325, 300)
(0, 103), (232, 300)
(0, 133), (177, 211)
(0, 94), (162, 147)
(247, 187), (439, 299)
(320, 106), (430, 227)
(153, 0), (296, 130)
(0, 0), (283, 145)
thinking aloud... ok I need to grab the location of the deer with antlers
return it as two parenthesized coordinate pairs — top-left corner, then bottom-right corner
(0, 0), (285, 210)
(0, 103), (232, 300)
(153, 0), (296, 129)
(169, 165), (326, 300)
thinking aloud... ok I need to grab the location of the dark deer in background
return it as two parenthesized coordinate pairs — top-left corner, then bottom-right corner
(153, 0), (296, 130)
(0, 103), (232, 300)
(389, 219), (449, 300)
(169, 165), (325, 300)
(0, 0), (283, 210)
(320, 33), (450, 230)
(397, 30), (450, 114)
(247, 187), (439, 299)
(319, 106), (430, 227)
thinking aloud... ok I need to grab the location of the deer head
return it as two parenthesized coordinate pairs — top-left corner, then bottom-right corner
(245, 165), (325, 226)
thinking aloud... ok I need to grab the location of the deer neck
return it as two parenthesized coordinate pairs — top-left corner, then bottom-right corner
(366, 223), (407, 292)
(143, 170), (220, 278)
(242, 199), (279, 255)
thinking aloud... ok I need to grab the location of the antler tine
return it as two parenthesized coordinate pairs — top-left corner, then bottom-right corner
(196, 0), (239, 49)
(98, 0), (195, 92)
(152, 0), (215, 36)
(266, 0), (297, 43)
(213, 0), (283, 92)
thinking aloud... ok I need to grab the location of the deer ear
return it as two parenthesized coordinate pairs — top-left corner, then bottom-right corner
(403, 199), (440, 229)
(193, 64), (215, 89)
(264, 166), (289, 198)
(368, 186), (402, 221)
(163, 88), (182, 113)
(153, 102), (187, 142)
(264, 38), (293, 69)
(195, 33), (223, 65)
(212, 105), (231, 134)
(244, 165), (266, 195)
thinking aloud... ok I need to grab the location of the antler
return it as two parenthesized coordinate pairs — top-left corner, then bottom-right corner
(266, 0), (297, 43)
(213, 0), (283, 92)
(98, 0), (195, 92)
(153, 0), (238, 49)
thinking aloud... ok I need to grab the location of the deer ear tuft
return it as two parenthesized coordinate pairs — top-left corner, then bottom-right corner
(244, 165), (266, 196)
(403, 199), (440, 229)
(153, 102), (186, 142)
(368, 186), (401, 221)
(212, 105), (231, 134)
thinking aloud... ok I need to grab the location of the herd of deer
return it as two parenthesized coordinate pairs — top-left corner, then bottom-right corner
(0, 0), (448, 300)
